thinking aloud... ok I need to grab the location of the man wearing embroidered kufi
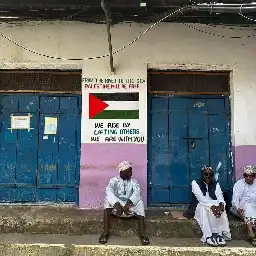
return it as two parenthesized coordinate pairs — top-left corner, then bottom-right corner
(232, 165), (256, 246)
(99, 161), (149, 245)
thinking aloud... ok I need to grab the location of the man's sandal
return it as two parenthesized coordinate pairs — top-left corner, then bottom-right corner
(245, 236), (256, 246)
(99, 234), (109, 244)
(140, 236), (150, 245)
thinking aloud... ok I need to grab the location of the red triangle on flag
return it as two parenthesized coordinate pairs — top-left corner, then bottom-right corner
(89, 94), (109, 119)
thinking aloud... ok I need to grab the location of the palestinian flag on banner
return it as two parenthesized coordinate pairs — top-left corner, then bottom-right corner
(89, 93), (139, 119)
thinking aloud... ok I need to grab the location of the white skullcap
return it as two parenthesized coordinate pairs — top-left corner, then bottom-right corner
(118, 161), (132, 173)
(243, 165), (255, 175)
(201, 166), (213, 171)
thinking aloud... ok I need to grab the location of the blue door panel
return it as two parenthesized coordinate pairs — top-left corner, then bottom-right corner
(152, 188), (169, 203)
(169, 189), (190, 204)
(189, 140), (210, 182)
(38, 189), (57, 202)
(16, 188), (36, 202)
(189, 112), (208, 139)
(16, 113), (38, 184)
(58, 113), (77, 154)
(16, 150), (37, 184)
(1, 112), (18, 144)
(40, 97), (60, 113)
(189, 108), (209, 182)
(18, 96), (39, 113)
(57, 188), (76, 202)
(207, 99), (226, 114)
(76, 114), (81, 185)
(38, 188), (77, 203)
(209, 114), (229, 189)
(148, 96), (231, 206)
(151, 113), (169, 186)
(188, 99), (209, 113)
(58, 161), (77, 184)
(0, 94), (81, 204)
(37, 161), (58, 185)
(0, 188), (16, 202)
(151, 97), (168, 111)
(188, 99), (225, 114)
(60, 96), (78, 111)
(169, 98), (188, 111)
(38, 113), (58, 185)
(0, 112), (17, 184)
(169, 112), (189, 186)
(1, 95), (19, 111)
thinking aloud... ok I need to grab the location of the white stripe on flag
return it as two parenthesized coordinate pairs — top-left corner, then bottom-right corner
(105, 101), (139, 111)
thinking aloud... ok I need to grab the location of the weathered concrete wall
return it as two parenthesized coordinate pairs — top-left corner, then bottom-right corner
(0, 21), (255, 208)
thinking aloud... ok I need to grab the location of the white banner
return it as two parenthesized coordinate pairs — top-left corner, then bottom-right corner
(81, 76), (147, 144)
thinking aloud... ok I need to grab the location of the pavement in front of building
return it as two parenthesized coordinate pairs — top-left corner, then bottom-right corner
(0, 233), (250, 247)
(0, 234), (255, 256)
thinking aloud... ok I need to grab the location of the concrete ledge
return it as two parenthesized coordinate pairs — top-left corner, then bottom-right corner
(0, 234), (255, 256)
(1, 244), (256, 256)
(0, 206), (247, 239)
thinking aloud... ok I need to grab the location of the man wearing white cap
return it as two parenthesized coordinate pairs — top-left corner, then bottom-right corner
(99, 161), (149, 245)
(188, 166), (231, 247)
(232, 165), (256, 246)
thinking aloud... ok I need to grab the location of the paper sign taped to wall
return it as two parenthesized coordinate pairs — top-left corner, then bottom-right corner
(11, 116), (30, 129)
(44, 117), (57, 135)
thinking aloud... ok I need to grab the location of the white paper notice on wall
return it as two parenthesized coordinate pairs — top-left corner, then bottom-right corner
(44, 117), (57, 135)
(11, 116), (30, 129)
(9, 114), (34, 132)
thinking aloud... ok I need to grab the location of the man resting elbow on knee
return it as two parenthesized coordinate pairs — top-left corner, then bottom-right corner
(99, 160), (150, 246)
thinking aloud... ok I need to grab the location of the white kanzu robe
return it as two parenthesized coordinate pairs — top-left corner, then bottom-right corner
(104, 176), (145, 217)
(192, 180), (231, 242)
(232, 179), (256, 224)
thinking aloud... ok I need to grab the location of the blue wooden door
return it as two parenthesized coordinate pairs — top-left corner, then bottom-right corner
(0, 95), (38, 202)
(148, 96), (232, 206)
(0, 94), (81, 203)
(38, 96), (81, 203)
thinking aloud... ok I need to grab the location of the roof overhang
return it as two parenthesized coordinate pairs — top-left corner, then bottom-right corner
(0, 1), (255, 25)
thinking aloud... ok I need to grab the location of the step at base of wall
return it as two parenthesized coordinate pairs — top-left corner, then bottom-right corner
(0, 234), (255, 256)
(0, 205), (247, 240)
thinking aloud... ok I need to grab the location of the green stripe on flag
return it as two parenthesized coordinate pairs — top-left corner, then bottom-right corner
(92, 110), (139, 119)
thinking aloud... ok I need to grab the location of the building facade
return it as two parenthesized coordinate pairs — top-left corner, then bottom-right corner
(0, 20), (255, 208)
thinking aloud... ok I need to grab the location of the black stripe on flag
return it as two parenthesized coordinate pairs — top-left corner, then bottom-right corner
(93, 93), (139, 102)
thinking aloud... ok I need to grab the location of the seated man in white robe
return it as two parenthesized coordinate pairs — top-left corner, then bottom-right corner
(99, 161), (150, 245)
(231, 165), (256, 246)
(189, 166), (231, 246)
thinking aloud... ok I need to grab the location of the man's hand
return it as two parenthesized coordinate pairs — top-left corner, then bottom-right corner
(114, 202), (123, 217)
(219, 203), (225, 213)
(123, 199), (133, 215)
(215, 203), (225, 218)
(211, 205), (220, 218)
(237, 208), (244, 219)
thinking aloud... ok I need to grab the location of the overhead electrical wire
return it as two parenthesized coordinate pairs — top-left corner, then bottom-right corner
(177, 4), (256, 39)
(181, 23), (256, 39)
(0, 5), (191, 61)
(239, 4), (256, 23)
(0, 4), (255, 60)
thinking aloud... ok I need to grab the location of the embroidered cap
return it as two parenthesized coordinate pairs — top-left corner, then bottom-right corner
(118, 161), (132, 173)
(201, 166), (213, 172)
(243, 165), (256, 175)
